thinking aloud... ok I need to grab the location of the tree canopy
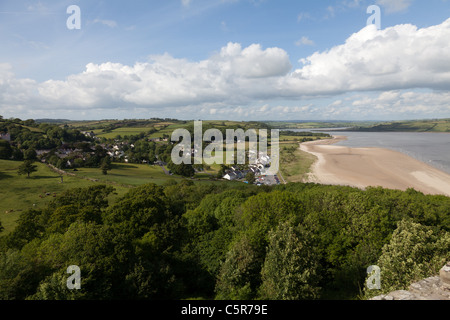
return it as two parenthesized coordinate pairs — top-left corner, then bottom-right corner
(0, 181), (449, 300)
(17, 160), (38, 178)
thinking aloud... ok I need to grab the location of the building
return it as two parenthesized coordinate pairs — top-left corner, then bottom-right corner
(223, 172), (238, 181)
(0, 133), (11, 142)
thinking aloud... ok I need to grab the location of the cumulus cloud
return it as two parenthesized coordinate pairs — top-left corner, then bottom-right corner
(287, 18), (450, 95)
(0, 63), (38, 106)
(344, 90), (450, 118)
(37, 42), (292, 109)
(2, 18), (450, 120)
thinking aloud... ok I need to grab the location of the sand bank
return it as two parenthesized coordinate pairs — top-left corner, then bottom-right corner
(300, 136), (450, 197)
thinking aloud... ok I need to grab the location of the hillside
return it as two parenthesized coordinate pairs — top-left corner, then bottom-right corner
(347, 118), (450, 132)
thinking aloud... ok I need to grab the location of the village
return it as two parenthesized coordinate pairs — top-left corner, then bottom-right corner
(221, 150), (281, 186)
(20, 130), (281, 186)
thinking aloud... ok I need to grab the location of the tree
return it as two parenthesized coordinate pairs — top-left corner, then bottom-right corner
(0, 140), (12, 159)
(73, 158), (84, 168)
(167, 160), (195, 177)
(217, 165), (229, 179)
(56, 159), (66, 170)
(101, 157), (112, 175)
(11, 147), (23, 161)
(259, 220), (321, 300)
(364, 219), (450, 299)
(215, 235), (264, 300)
(245, 172), (256, 184)
(17, 160), (38, 178)
(23, 148), (37, 161)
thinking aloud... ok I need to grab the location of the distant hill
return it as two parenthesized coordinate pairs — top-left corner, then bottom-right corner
(35, 119), (71, 124)
(348, 119), (450, 133)
(265, 120), (380, 130)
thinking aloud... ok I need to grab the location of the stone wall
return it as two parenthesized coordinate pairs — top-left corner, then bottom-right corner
(371, 262), (450, 300)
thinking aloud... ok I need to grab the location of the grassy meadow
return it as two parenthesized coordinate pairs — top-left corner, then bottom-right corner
(0, 159), (237, 234)
(0, 160), (103, 234)
(277, 134), (328, 183)
(74, 163), (178, 186)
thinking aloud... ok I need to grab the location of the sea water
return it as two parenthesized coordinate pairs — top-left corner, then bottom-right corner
(287, 130), (450, 175)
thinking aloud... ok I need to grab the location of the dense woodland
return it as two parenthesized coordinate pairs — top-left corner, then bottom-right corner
(0, 181), (448, 300)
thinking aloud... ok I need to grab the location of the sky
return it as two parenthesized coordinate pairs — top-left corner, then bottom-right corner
(1, 0), (450, 121)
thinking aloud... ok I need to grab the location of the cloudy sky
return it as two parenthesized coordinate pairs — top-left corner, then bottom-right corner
(1, 0), (450, 121)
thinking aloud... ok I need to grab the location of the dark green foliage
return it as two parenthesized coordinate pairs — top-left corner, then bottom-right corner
(0, 180), (449, 300)
(215, 234), (264, 300)
(17, 160), (38, 178)
(0, 140), (12, 159)
(167, 160), (195, 177)
(23, 148), (37, 161)
(101, 157), (112, 175)
(260, 220), (321, 300)
(245, 171), (255, 184)
(363, 219), (450, 299)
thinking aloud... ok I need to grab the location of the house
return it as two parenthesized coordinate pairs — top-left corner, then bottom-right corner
(82, 131), (96, 138)
(223, 171), (238, 181)
(66, 159), (74, 167)
(248, 165), (260, 174)
(36, 149), (51, 156)
(0, 133), (11, 142)
(254, 152), (271, 166)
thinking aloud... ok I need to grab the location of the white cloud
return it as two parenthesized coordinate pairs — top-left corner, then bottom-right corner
(34, 43), (292, 109)
(0, 64), (38, 106)
(376, 0), (413, 13)
(325, 6), (336, 19)
(343, 0), (364, 8)
(27, 1), (46, 12)
(297, 12), (312, 22)
(2, 18), (450, 120)
(288, 18), (450, 95)
(181, 0), (192, 7)
(92, 19), (118, 28)
(295, 36), (315, 47)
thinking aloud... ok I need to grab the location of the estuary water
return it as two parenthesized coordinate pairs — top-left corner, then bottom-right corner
(288, 130), (450, 175)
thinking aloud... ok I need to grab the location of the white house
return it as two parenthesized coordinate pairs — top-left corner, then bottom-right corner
(223, 172), (238, 181)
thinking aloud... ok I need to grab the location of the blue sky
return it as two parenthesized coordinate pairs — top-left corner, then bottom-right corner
(1, 0), (450, 121)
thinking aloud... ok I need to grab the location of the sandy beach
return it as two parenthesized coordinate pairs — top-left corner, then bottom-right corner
(300, 136), (450, 197)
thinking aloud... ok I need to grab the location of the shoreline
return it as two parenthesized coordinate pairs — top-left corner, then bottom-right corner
(300, 136), (450, 197)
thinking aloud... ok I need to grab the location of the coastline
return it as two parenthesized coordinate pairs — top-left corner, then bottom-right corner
(300, 136), (450, 197)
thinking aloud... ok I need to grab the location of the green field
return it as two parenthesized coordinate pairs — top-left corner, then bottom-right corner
(74, 163), (178, 186)
(0, 160), (106, 234)
(0, 160), (180, 234)
(0, 159), (238, 234)
(279, 145), (317, 183)
(97, 127), (159, 139)
(277, 135), (329, 183)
